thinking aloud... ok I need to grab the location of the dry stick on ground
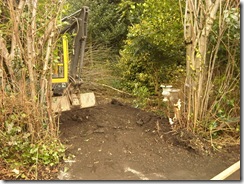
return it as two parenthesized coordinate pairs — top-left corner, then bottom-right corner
(91, 82), (133, 96)
(101, 84), (133, 96)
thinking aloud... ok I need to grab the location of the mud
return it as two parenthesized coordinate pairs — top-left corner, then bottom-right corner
(57, 96), (240, 180)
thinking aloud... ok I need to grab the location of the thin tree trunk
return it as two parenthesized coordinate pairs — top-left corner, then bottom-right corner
(26, 0), (38, 101)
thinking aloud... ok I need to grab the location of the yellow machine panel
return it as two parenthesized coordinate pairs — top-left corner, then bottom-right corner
(52, 35), (69, 84)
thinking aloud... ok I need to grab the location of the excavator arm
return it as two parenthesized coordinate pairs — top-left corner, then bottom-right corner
(52, 6), (95, 112)
(60, 6), (89, 83)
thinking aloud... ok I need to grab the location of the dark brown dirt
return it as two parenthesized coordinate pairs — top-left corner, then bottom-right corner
(56, 94), (240, 180)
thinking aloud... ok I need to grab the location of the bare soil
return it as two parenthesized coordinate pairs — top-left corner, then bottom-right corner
(56, 88), (240, 180)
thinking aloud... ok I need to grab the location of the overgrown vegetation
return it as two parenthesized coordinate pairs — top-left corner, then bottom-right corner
(117, 0), (185, 104)
(0, 0), (65, 179)
(66, 0), (128, 55)
(181, 0), (240, 146)
(0, 0), (240, 179)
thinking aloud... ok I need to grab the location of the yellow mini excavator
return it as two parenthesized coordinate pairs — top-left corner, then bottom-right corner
(51, 6), (96, 112)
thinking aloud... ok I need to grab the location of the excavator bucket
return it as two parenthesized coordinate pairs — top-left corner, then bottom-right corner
(52, 96), (71, 112)
(79, 92), (96, 108)
(52, 92), (96, 113)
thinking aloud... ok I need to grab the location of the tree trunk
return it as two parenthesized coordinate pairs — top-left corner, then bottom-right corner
(184, 0), (222, 132)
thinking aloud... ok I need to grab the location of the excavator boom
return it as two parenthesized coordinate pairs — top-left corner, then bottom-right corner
(51, 6), (95, 112)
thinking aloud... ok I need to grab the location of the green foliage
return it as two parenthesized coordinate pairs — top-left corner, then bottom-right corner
(204, 5), (240, 140)
(0, 1), (66, 179)
(0, 123), (65, 167)
(0, 93), (65, 179)
(132, 84), (151, 108)
(223, 7), (240, 40)
(66, 0), (128, 53)
(117, 0), (144, 25)
(118, 0), (185, 96)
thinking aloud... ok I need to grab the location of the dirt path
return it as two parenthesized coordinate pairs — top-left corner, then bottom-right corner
(56, 95), (240, 180)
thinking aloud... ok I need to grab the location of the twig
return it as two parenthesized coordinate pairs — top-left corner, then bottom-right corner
(92, 82), (133, 96)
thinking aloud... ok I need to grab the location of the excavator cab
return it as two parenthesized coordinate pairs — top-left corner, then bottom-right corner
(52, 6), (96, 112)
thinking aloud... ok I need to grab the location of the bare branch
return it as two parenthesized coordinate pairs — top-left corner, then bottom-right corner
(206, 0), (212, 8)
(204, 0), (223, 37)
(0, 37), (9, 61)
(0, 36), (15, 81)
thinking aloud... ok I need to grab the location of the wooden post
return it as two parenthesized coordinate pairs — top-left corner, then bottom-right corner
(210, 161), (240, 180)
